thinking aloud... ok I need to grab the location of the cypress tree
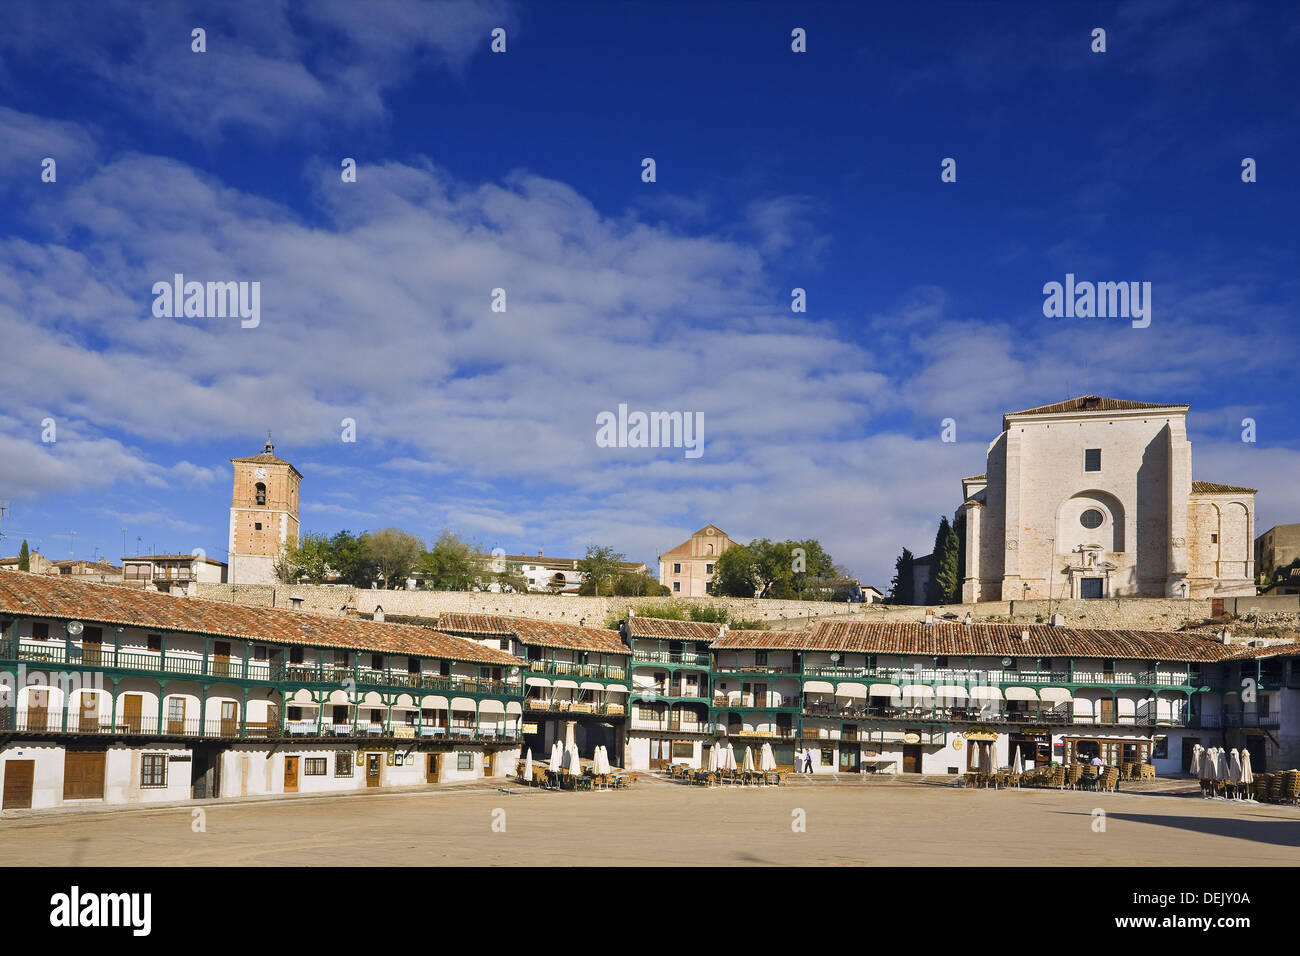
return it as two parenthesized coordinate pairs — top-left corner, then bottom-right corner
(17, 540), (29, 572)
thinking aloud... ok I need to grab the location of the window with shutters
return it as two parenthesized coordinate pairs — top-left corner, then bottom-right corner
(141, 754), (167, 788)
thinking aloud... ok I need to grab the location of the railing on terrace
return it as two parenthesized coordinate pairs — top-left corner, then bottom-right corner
(631, 685), (706, 700)
(526, 660), (626, 680)
(712, 664), (799, 674)
(799, 702), (1174, 727)
(0, 708), (521, 741)
(631, 650), (711, 666)
(1, 641), (517, 694)
(711, 696), (800, 710)
(797, 664), (1209, 686)
(629, 719), (714, 733)
(524, 699), (625, 716)
(1193, 712), (1280, 729)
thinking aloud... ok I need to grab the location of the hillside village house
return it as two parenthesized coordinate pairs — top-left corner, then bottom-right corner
(1256, 523), (1300, 579)
(960, 396), (1256, 602)
(0, 574), (523, 810)
(122, 554), (228, 591)
(0, 550), (56, 575)
(475, 551), (648, 594)
(658, 525), (737, 595)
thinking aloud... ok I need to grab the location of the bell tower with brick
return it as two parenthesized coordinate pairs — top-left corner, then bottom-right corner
(228, 436), (302, 585)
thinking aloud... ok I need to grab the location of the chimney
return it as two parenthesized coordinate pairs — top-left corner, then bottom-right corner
(374, 605), (385, 622)
(538, 549), (543, 558)
(923, 610), (936, 626)
(1049, 613), (1065, 627)
(963, 612), (973, 627)
(1020, 629), (1030, 642)
(627, 609), (636, 618)
(1217, 627), (1232, 644)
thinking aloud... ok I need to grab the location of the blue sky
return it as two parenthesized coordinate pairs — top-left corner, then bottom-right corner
(0, 0), (1297, 587)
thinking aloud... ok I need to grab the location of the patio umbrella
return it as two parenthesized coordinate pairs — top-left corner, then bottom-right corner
(727, 745), (739, 772)
(1013, 746), (1023, 775)
(760, 742), (776, 772)
(596, 746), (609, 775)
(1229, 749), (1242, 784)
(548, 742), (562, 773)
(743, 746), (755, 772)
(1198, 746), (1214, 781)
(1189, 743), (1203, 776)
(1215, 747), (1228, 781)
(1240, 749), (1254, 789)
(523, 748), (533, 782)
(707, 745), (718, 773)
(567, 743), (581, 776)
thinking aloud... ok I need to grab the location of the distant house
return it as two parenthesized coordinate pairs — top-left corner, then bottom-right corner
(0, 550), (55, 575)
(122, 554), (228, 591)
(658, 525), (737, 596)
(1256, 524), (1300, 580)
(473, 551), (648, 594)
(46, 558), (122, 583)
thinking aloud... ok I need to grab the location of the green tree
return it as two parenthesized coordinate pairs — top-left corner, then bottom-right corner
(17, 540), (29, 572)
(493, 561), (530, 593)
(327, 530), (370, 587)
(953, 510), (967, 599)
(577, 545), (627, 596)
(417, 531), (482, 590)
(361, 527), (424, 589)
(925, 517), (960, 604)
(612, 570), (669, 596)
(710, 544), (759, 597)
(274, 533), (333, 584)
(889, 548), (915, 604)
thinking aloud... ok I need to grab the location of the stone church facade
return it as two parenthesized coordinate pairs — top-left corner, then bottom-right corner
(960, 397), (1255, 602)
(228, 440), (301, 585)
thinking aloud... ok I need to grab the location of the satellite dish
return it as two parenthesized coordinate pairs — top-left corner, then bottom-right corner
(67, 621), (84, 636)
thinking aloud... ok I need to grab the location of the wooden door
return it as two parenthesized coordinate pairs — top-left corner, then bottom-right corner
(122, 694), (142, 733)
(220, 701), (238, 737)
(902, 744), (922, 774)
(649, 739), (670, 770)
(81, 631), (103, 666)
(26, 693), (48, 732)
(166, 697), (187, 735)
(283, 756), (299, 793)
(2, 761), (34, 809)
(426, 753), (439, 783)
(213, 642), (232, 677)
(1099, 698), (1115, 725)
(753, 683), (768, 708)
(78, 694), (100, 733)
(365, 753), (381, 788)
(63, 751), (105, 800)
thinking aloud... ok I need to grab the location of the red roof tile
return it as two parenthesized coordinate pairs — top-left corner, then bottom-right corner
(0, 574), (517, 665)
(625, 617), (726, 641)
(1190, 481), (1257, 495)
(436, 612), (627, 655)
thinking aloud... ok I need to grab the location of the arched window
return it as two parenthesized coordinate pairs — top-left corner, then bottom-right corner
(255, 482), (267, 506)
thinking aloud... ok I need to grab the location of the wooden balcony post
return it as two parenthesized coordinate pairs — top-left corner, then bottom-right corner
(239, 688), (248, 739)
(203, 637), (211, 677)
(107, 677), (117, 733)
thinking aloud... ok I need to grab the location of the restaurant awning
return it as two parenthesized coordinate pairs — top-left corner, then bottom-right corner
(525, 676), (551, 688)
(506, 701), (523, 716)
(901, 685), (935, 699)
(422, 695), (449, 710)
(1005, 687), (1039, 701)
(1040, 687), (1073, 704)
(579, 681), (604, 691)
(835, 682), (868, 698)
(605, 684), (629, 693)
(970, 686), (1004, 701)
(553, 679), (579, 690)
(804, 680), (835, 695)
(936, 684), (969, 700)
(479, 699), (506, 715)
(450, 696), (477, 712)
(869, 683), (902, 700)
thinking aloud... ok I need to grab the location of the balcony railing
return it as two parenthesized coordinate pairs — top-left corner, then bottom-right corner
(0, 708), (522, 741)
(525, 660), (627, 680)
(1193, 712), (1280, 729)
(801, 701), (1174, 727)
(1, 641), (517, 696)
(631, 651), (711, 667)
(524, 699), (625, 716)
(711, 695), (801, 711)
(629, 719), (714, 733)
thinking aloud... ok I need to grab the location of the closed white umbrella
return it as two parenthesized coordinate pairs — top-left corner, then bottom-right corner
(548, 742), (562, 773)
(743, 746), (755, 772)
(1240, 749), (1254, 790)
(1013, 746), (1024, 775)
(760, 742), (776, 772)
(1189, 743), (1203, 777)
(568, 743), (581, 776)
(523, 748), (533, 783)
(727, 745), (739, 772)
(1229, 748), (1242, 784)
(1215, 747), (1228, 781)
(597, 746), (609, 775)
(1198, 746), (1214, 781)
(707, 745), (718, 773)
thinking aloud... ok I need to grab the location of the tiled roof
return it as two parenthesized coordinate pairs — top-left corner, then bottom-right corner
(626, 617), (726, 641)
(1190, 481), (1257, 495)
(436, 612), (628, 655)
(1007, 396), (1179, 417)
(121, 554), (228, 566)
(0, 574), (517, 665)
(1222, 641), (1300, 660)
(715, 620), (1241, 663)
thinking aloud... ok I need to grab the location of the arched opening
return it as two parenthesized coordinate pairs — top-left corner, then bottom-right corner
(1056, 490), (1125, 555)
(255, 482), (267, 506)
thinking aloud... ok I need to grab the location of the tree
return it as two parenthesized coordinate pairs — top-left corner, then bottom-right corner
(493, 562), (530, 593)
(953, 509), (967, 599)
(577, 545), (627, 596)
(17, 540), (29, 572)
(710, 544), (760, 597)
(274, 532), (334, 585)
(925, 517), (960, 605)
(613, 570), (669, 596)
(889, 548), (915, 604)
(417, 531), (483, 591)
(361, 527), (424, 589)
(327, 530), (370, 587)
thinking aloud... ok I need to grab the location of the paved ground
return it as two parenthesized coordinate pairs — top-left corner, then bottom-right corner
(1, 779), (1296, 866)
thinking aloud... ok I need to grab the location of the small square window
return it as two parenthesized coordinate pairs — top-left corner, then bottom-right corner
(457, 753), (472, 771)
(1084, 448), (1101, 472)
(141, 754), (168, 788)
(673, 563), (681, 574)
(31, 622), (49, 641)
(254, 522), (263, 531)
(706, 564), (714, 574)
(147, 634), (161, 651)
(335, 752), (354, 777)
(1210, 534), (1218, 544)
(672, 582), (680, 592)
(304, 757), (327, 776)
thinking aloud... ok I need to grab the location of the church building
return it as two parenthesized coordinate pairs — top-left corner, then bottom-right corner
(228, 439), (301, 585)
(959, 397), (1255, 602)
